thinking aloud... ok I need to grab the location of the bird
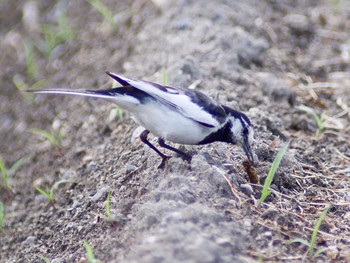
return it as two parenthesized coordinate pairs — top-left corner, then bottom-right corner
(28, 72), (256, 168)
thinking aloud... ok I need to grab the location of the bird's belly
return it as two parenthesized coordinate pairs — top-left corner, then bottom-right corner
(132, 103), (213, 145)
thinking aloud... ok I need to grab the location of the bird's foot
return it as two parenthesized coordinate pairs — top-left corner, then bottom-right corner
(180, 153), (192, 163)
(157, 153), (192, 169)
(181, 154), (192, 171)
(157, 155), (171, 169)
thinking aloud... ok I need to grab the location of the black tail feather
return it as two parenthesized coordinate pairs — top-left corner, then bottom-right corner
(106, 72), (130, 87)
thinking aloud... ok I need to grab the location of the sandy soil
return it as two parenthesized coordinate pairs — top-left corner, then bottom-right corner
(1, 0), (350, 262)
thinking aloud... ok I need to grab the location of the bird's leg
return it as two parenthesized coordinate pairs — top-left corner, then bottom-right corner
(140, 130), (170, 169)
(157, 138), (192, 163)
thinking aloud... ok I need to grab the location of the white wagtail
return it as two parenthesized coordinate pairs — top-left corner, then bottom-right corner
(29, 72), (256, 168)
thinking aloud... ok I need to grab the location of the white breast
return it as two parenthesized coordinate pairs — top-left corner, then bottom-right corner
(130, 100), (217, 145)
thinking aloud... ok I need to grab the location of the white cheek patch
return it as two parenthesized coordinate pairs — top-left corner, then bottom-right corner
(230, 117), (255, 146)
(231, 118), (243, 143)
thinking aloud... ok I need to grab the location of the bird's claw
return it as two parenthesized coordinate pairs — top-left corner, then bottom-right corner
(180, 154), (192, 163)
(157, 155), (171, 169)
(157, 153), (192, 169)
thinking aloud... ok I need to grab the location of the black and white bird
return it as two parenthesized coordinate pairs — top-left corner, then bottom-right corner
(29, 72), (256, 168)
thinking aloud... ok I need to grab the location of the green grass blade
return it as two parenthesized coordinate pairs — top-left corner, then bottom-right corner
(108, 106), (124, 122)
(0, 156), (10, 188)
(309, 206), (330, 256)
(289, 238), (311, 247)
(86, 0), (114, 28)
(50, 180), (72, 198)
(30, 128), (62, 147)
(162, 67), (168, 85)
(296, 105), (324, 135)
(42, 24), (56, 54)
(8, 156), (28, 176)
(57, 13), (74, 42)
(30, 79), (48, 90)
(106, 192), (111, 220)
(0, 157), (8, 179)
(35, 187), (52, 201)
(37, 255), (51, 263)
(84, 240), (96, 263)
(13, 76), (47, 102)
(39, 12), (74, 59)
(23, 40), (37, 78)
(31, 128), (56, 143)
(12, 75), (28, 91)
(0, 201), (4, 232)
(259, 140), (290, 203)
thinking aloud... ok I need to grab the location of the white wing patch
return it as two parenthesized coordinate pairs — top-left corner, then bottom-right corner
(113, 74), (220, 128)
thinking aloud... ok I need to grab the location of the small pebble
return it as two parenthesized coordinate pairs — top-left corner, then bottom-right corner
(23, 236), (36, 244)
(125, 163), (137, 174)
(176, 20), (191, 30)
(240, 183), (254, 195)
(67, 200), (82, 211)
(62, 169), (76, 180)
(66, 222), (77, 230)
(90, 187), (109, 202)
(52, 258), (64, 263)
(35, 194), (48, 203)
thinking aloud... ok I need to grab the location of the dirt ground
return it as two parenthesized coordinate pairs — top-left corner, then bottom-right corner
(1, 0), (350, 262)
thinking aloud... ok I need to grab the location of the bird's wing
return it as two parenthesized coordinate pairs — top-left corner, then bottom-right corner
(106, 72), (227, 128)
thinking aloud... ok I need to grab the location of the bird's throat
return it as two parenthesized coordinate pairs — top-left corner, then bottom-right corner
(198, 121), (234, 145)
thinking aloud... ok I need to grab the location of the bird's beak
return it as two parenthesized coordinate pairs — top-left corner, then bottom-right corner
(243, 139), (256, 166)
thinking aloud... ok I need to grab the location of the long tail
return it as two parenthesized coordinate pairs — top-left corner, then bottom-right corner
(26, 88), (118, 100)
(26, 72), (132, 99)
(26, 72), (144, 108)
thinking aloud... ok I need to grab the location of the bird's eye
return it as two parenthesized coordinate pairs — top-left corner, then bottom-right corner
(243, 128), (249, 135)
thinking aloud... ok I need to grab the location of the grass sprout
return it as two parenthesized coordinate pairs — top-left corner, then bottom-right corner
(36, 255), (50, 263)
(84, 240), (98, 263)
(162, 67), (169, 85)
(90, 191), (118, 226)
(86, 0), (115, 29)
(108, 106), (124, 123)
(290, 206), (330, 257)
(0, 157), (10, 189)
(259, 140), (290, 204)
(13, 76), (47, 91)
(330, 0), (346, 14)
(0, 202), (4, 232)
(35, 186), (55, 202)
(31, 128), (64, 147)
(0, 155), (27, 189)
(106, 192), (111, 221)
(297, 105), (325, 135)
(13, 75), (47, 102)
(37, 12), (74, 58)
(35, 179), (72, 203)
(23, 40), (37, 78)
(57, 13), (75, 41)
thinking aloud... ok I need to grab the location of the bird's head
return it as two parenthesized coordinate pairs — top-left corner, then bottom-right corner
(225, 108), (256, 165)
